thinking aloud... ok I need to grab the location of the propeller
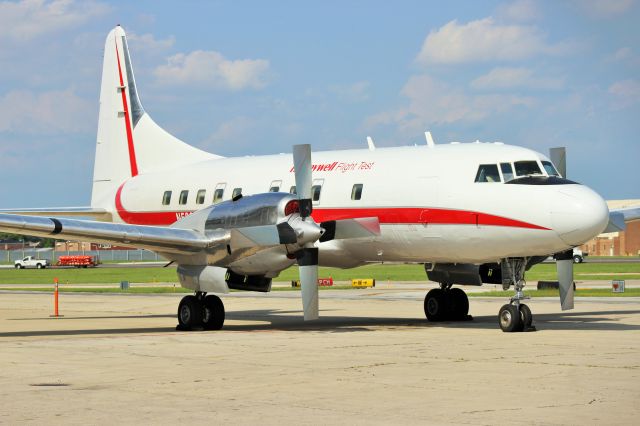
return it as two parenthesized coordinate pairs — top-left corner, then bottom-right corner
(550, 147), (574, 310)
(292, 144), (320, 320)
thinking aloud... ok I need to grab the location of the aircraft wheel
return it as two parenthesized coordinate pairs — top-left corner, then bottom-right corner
(448, 288), (469, 320)
(519, 303), (533, 330)
(202, 295), (225, 330)
(177, 295), (202, 331)
(424, 288), (448, 321)
(499, 304), (522, 332)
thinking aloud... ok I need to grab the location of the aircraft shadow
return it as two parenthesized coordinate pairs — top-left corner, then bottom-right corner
(2, 309), (639, 338)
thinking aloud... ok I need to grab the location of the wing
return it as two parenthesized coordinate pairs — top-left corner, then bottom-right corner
(0, 207), (112, 221)
(0, 213), (211, 255)
(604, 206), (640, 233)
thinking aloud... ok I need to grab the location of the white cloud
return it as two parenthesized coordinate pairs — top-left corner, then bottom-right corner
(154, 50), (270, 90)
(471, 67), (564, 90)
(127, 32), (175, 55)
(498, 0), (541, 22)
(0, 89), (93, 134)
(365, 74), (534, 132)
(329, 81), (370, 102)
(416, 17), (567, 64)
(574, 0), (635, 18)
(0, 0), (109, 41)
(608, 79), (640, 108)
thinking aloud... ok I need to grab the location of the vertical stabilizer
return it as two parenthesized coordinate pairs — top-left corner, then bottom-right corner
(91, 26), (220, 211)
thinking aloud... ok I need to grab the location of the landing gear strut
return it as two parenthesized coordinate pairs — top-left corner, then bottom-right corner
(498, 258), (535, 332)
(424, 285), (471, 322)
(177, 292), (225, 331)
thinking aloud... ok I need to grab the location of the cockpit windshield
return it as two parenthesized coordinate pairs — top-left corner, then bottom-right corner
(541, 160), (560, 177)
(474, 164), (501, 182)
(514, 161), (542, 177)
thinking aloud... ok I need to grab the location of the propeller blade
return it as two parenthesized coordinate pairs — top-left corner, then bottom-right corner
(556, 249), (574, 310)
(549, 147), (567, 178)
(293, 144), (313, 217)
(297, 247), (319, 320)
(320, 217), (381, 242)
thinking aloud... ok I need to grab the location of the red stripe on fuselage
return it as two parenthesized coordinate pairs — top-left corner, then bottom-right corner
(114, 184), (549, 230)
(115, 40), (138, 177)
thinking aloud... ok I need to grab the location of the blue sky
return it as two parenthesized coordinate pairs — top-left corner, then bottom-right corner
(0, 0), (638, 207)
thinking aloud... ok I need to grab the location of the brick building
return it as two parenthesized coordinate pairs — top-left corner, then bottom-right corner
(580, 200), (640, 256)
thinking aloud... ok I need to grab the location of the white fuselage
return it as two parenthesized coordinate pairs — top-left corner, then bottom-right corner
(113, 142), (609, 266)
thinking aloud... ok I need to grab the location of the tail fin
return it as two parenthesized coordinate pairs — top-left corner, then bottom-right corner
(91, 26), (220, 210)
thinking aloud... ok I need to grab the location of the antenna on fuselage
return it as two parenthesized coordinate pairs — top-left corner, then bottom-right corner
(366, 136), (375, 151)
(424, 131), (435, 147)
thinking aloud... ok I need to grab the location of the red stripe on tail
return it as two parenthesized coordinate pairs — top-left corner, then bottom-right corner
(115, 40), (139, 177)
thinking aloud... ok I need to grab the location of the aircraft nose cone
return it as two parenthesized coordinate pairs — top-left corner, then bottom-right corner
(550, 185), (609, 246)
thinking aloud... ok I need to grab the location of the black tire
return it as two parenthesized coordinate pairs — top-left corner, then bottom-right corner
(519, 304), (533, 329)
(36, 263), (43, 269)
(499, 304), (523, 332)
(202, 295), (225, 330)
(573, 255), (582, 264)
(448, 288), (469, 320)
(424, 288), (448, 321)
(14, 264), (20, 269)
(177, 295), (202, 331)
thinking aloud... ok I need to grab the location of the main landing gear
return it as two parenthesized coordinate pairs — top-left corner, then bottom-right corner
(176, 292), (225, 331)
(424, 285), (471, 322)
(498, 258), (535, 333)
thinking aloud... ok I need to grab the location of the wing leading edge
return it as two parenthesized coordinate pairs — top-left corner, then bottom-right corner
(0, 213), (210, 255)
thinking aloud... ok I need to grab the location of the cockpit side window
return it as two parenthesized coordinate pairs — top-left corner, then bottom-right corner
(514, 161), (542, 177)
(474, 164), (501, 183)
(500, 163), (514, 182)
(541, 161), (560, 177)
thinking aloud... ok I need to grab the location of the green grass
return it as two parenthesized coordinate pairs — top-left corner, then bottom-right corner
(2, 286), (638, 297)
(0, 261), (637, 285)
(468, 288), (640, 297)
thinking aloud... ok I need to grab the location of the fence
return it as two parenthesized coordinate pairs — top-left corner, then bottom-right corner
(1, 249), (166, 264)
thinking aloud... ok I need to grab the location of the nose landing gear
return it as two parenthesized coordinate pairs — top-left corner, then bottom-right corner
(177, 292), (225, 331)
(499, 258), (536, 332)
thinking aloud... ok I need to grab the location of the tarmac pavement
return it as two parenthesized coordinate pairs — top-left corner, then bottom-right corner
(0, 290), (639, 425)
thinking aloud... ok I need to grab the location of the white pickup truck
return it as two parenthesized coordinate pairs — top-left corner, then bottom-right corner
(14, 256), (50, 269)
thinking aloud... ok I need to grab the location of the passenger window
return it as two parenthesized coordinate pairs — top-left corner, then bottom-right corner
(269, 180), (282, 192)
(289, 186), (297, 194)
(474, 164), (501, 183)
(351, 184), (363, 200)
(311, 185), (322, 201)
(232, 188), (242, 199)
(500, 163), (514, 182)
(213, 188), (224, 203)
(179, 190), (188, 205)
(196, 189), (206, 205)
(541, 161), (560, 177)
(162, 191), (172, 205)
(514, 161), (542, 177)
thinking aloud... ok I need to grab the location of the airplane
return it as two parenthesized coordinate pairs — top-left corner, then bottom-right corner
(0, 26), (632, 332)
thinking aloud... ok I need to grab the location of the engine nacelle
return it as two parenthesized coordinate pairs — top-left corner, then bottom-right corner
(177, 265), (230, 293)
(177, 265), (273, 293)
